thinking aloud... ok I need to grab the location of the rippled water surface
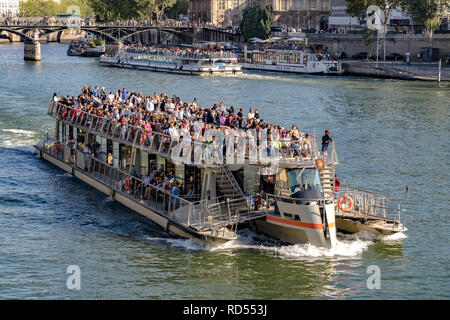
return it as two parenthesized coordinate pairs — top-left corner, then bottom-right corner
(0, 43), (449, 299)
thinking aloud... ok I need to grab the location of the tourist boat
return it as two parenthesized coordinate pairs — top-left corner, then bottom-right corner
(99, 46), (242, 75)
(67, 39), (105, 57)
(242, 38), (342, 75)
(34, 94), (405, 247)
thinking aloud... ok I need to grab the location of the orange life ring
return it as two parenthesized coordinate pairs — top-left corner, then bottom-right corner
(139, 134), (145, 145)
(55, 142), (60, 153)
(124, 176), (130, 191)
(315, 159), (324, 170)
(338, 196), (354, 212)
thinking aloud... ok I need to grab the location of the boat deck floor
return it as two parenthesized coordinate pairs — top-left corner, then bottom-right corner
(336, 210), (397, 223)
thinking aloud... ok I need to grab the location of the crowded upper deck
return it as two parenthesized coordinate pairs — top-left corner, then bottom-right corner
(49, 86), (336, 167)
(123, 45), (237, 60)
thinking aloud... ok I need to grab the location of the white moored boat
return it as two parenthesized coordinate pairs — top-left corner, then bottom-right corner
(242, 37), (342, 75)
(100, 45), (242, 75)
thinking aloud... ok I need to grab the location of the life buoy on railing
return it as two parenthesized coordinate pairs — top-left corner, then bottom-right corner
(139, 134), (145, 145)
(55, 141), (60, 154)
(315, 159), (324, 170)
(124, 175), (130, 191)
(338, 196), (353, 212)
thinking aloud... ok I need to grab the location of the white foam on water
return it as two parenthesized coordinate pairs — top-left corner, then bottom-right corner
(381, 232), (407, 241)
(0, 129), (39, 148)
(144, 236), (206, 251)
(206, 231), (372, 259)
(1, 129), (36, 136)
(340, 230), (408, 242)
(142, 230), (373, 259)
(55, 173), (73, 178)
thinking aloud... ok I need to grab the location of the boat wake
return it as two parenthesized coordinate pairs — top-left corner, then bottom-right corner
(143, 229), (406, 259)
(0, 129), (39, 148)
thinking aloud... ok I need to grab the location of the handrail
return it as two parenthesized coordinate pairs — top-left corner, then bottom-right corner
(49, 100), (335, 166)
(339, 183), (384, 196)
(38, 137), (242, 233)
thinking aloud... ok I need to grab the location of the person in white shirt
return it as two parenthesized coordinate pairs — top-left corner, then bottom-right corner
(166, 99), (175, 113)
(247, 108), (255, 120)
(144, 97), (154, 112)
(106, 92), (115, 103)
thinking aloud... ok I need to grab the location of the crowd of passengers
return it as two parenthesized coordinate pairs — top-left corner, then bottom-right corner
(123, 45), (236, 59)
(53, 86), (335, 205)
(54, 86), (317, 161)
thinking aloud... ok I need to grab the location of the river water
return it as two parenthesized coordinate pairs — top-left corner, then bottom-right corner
(0, 43), (448, 299)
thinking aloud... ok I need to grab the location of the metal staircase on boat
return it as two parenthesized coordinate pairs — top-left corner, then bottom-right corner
(320, 163), (335, 200)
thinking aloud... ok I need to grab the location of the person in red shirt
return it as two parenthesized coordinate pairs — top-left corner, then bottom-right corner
(335, 175), (341, 193)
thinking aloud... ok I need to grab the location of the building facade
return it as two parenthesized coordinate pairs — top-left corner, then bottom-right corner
(189, 0), (331, 30)
(188, 0), (448, 31)
(189, 0), (253, 27)
(271, 0), (331, 31)
(0, 0), (19, 17)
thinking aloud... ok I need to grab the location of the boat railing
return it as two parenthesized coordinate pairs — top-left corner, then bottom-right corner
(123, 48), (238, 60)
(38, 136), (240, 234)
(48, 100), (336, 167)
(337, 184), (406, 226)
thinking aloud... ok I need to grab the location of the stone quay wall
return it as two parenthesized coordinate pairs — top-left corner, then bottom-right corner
(306, 33), (450, 59)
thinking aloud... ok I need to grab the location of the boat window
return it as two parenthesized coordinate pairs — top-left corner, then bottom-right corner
(287, 168), (322, 194)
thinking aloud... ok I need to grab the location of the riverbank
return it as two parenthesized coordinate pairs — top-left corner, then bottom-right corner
(342, 61), (450, 82)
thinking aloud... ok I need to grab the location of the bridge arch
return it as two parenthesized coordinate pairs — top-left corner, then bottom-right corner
(0, 27), (33, 41)
(117, 27), (193, 44)
(79, 27), (120, 43)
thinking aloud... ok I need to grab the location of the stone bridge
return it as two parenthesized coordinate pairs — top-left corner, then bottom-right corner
(0, 24), (244, 61)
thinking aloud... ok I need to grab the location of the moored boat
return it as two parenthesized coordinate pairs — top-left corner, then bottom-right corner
(242, 37), (342, 75)
(99, 45), (242, 75)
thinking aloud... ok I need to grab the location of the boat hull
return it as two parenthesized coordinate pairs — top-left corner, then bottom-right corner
(242, 62), (342, 75)
(336, 217), (407, 236)
(34, 145), (235, 244)
(99, 59), (242, 76)
(256, 202), (336, 248)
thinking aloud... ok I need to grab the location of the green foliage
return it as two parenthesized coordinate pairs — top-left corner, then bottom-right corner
(19, 0), (94, 17)
(59, 0), (94, 17)
(241, 4), (273, 41)
(93, 37), (103, 46)
(165, 0), (189, 19)
(403, 0), (448, 47)
(345, 0), (408, 29)
(19, 0), (58, 17)
(362, 28), (373, 46)
(87, 0), (177, 22)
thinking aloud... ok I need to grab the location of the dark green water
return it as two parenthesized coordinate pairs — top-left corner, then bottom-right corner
(0, 43), (448, 299)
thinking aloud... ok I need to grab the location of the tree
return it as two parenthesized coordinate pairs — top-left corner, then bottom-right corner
(58, 0), (94, 17)
(403, 0), (449, 49)
(88, 0), (139, 21)
(134, 0), (156, 21)
(165, 0), (189, 19)
(19, 0), (59, 17)
(346, 0), (407, 33)
(362, 28), (374, 47)
(346, 1), (407, 61)
(241, 4), (273, 40)
(152, 0), (177, 22)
